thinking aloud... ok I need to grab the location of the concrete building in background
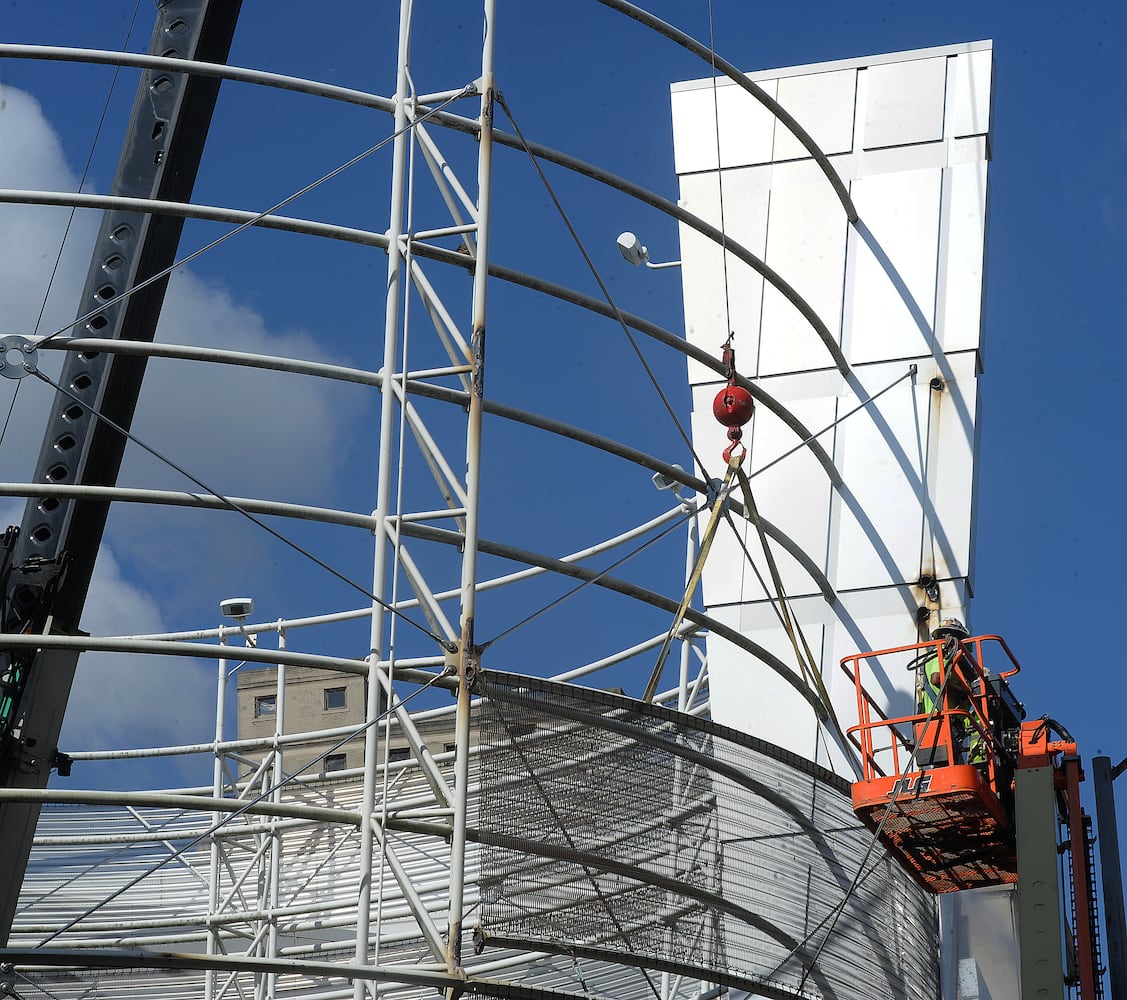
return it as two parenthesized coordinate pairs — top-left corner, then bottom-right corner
(236, 666), (458, 775)
(237, 666), (367, 775)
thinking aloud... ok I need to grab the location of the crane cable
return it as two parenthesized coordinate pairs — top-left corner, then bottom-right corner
(641, 455), (739, 702)
(643, 334), (751, 702)
(492, 91), (712, 483)
(642, 442), (849, 742)
(705, 0), (733, 343)
(643, 337), (847, 745)
(732, 463), (848, 744)
(695, 0), (842, 730)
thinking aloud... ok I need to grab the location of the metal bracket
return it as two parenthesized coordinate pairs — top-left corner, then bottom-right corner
(0, 962), (21, 999)
(443, 640), (462, 676)
(0, 337), (36, 381)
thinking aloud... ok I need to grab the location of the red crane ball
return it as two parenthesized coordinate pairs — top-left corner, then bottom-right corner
(712, 384), (754, 428)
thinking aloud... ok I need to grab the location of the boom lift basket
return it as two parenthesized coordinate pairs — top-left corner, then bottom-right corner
(841, 635), (1025, 893)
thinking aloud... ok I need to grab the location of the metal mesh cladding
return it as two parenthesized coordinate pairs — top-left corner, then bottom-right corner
(476, 672), (939, 1000)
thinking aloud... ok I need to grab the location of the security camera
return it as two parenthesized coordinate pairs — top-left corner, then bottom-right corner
(616, 231), (649, 267)
(651, 465), (685, 491)
(220, 597), (254, 620)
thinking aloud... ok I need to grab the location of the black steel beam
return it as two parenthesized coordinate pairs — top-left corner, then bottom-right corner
(0, 0), (242, 943)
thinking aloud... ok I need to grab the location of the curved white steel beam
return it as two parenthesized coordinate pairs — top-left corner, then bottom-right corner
(38, 330), (841, 489)
(400, 522), (827, 718)
(0, 479), (835, 654)
(0, 45), (862, 386)
(593, 0), (858, 221)
(4, 187), (842, 483)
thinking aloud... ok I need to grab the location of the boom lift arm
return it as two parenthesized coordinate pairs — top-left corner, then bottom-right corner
(0, 0), (241, 943)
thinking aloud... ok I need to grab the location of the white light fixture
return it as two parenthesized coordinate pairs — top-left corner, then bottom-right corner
(616, 232), (681, 270)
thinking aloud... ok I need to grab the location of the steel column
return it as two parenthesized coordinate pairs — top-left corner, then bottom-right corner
(1094, 755), (1127, 1000)
(1063, 757), (1097, 1000)
(354, 0), (414, 994)
(447, 0), (495, 979)
(678, 510), (699, 712)
(265, 630), (287, 999)
(1015, 765), (1065, 1000)
(205, 632), (230, 1000)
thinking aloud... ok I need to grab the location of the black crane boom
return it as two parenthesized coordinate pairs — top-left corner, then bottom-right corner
(0, 0), (242, 942)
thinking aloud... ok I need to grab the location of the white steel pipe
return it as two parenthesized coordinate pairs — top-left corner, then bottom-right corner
(354, 0), (415, 992)
(266, 629), (287, 996)
(447, 0), (495, 975)
(204, 630), (228, 1000)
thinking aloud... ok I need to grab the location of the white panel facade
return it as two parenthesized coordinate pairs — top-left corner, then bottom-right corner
(671, 41), (993, 768)
(758, 160), (850, 376)
(846, 167), (942, 364)
(690, 380), (836, 606)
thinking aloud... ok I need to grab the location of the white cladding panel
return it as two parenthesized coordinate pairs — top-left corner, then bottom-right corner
(758, 160), (849, 377)
(951, 48), (993, 138)
(678, 168), (771, 383)
(773, 68), (856, 160)
(671, 42), (992, 769)
(846, 167), (942, 364)
(938, 156), (989, 352)
(670, 78), (778, 174)
(862, 56), (947, 148)
(689, 381), (836, 606)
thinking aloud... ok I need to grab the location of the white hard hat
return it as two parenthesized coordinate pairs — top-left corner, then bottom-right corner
(931, 617), (969, 640)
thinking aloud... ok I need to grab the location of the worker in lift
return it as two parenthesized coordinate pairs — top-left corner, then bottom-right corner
(916, 618), (984, 764)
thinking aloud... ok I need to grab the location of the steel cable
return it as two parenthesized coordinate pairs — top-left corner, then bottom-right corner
(32, 86), (476, 350)
(494, 91), (713, 485)
(23, 364), (453, 653)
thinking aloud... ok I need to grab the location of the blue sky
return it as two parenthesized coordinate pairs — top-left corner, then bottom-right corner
(2, 0), (1125, 890)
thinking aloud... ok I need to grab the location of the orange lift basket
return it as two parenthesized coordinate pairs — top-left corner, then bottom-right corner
(841, 635), (1026, 894)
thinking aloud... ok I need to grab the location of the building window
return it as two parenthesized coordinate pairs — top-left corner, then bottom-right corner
(325, 753), (348, 772)
(444, 742), (457, 755)
(388, 747), (411, 762)
(324, 687), (347, 711)
(254, 695), (276, 718)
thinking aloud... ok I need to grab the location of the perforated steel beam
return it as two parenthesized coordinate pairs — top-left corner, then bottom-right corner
(0, 0), (242, 943)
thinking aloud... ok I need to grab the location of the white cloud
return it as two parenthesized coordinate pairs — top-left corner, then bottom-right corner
(125, 266), (358, 502)
(0, 85), (365, 500)
(0, 88), (97, 338)
(60, 547), (215, 753)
